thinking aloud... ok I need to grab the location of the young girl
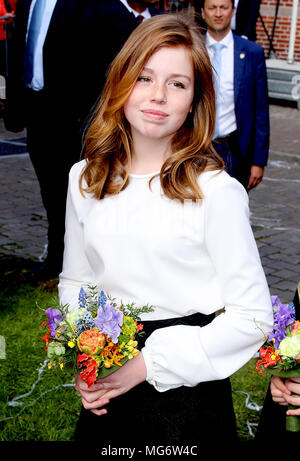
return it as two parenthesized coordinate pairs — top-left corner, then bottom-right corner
(58, 14), (273, 450)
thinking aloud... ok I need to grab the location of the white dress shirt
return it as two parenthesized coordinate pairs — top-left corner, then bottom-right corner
(59, 160), (273, 392)
(26, 0), (57, 90)
(119, 0), (151, 20)
(206, 31), (237, 137)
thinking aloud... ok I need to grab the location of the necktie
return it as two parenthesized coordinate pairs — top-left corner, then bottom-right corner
(137, 15), (144, 24)
(24, 0), (46, 85)
(211, 42), (224, 139)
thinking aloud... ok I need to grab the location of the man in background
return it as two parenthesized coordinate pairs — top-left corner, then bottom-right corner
(4, 0), (162, 281)
(201, 0), (269, 191)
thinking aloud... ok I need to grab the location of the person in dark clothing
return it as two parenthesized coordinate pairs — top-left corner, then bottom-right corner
(200, 0), (269, 191)
(231, 0), (262, 42)
(4, 0), (162, 281)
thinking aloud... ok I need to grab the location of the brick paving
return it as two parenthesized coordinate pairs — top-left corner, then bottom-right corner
(249, 104), (300, 303)
(0, 104), (299, 303)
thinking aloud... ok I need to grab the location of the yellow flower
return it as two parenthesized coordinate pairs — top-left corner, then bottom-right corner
(125, 340), (138, 355)
(59, 362), (64, 369)
(68, 340), (75, 348)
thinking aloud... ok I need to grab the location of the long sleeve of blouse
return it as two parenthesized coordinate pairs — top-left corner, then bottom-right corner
(58, 160), (273, 392)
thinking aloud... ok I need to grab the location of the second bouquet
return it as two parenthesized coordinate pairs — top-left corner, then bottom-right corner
(41, 287), (153, 387)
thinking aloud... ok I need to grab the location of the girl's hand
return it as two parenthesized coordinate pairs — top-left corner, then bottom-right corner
(75, 374), (110, 416)
(285, 377), (300, 416)
(270, 375), (291, 405)
(75, 351), (147, 416)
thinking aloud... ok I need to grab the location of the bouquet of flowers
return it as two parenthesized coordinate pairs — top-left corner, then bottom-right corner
(41, 286), (153, 387)
(256, 294), (300, 431)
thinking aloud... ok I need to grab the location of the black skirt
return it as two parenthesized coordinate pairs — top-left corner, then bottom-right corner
(74, 312), (238, 453)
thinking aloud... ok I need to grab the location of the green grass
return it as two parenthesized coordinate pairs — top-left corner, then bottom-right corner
(231, 359), (270, 440)
(0, 282), (81, 441)
(0, 279), (270, 442)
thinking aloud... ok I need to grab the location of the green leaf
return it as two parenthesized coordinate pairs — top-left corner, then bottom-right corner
(265, 367), (300, 378)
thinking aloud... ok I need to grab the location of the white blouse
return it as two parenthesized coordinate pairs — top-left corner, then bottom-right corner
(58, 160), (273, 392)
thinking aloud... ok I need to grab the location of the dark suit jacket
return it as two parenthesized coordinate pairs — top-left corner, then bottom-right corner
(76, 0), (163, 126)
(234, 0), (261, 42)
(4, 0), (83, 131)
(233, 34), (269, 167)
(4, 0), (163, 132)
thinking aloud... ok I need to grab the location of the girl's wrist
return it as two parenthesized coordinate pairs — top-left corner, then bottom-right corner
(134, 350), (147, 384)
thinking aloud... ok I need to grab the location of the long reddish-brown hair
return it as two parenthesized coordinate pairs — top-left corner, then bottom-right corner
(80, 13), (224, 202)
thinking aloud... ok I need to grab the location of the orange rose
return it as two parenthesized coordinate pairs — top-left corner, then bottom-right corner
(77, 328), (106, 356)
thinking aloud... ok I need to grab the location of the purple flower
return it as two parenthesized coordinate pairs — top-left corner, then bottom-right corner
(45, 308), (64, 338)
(78, 287), (88, 309)
(98, 290), (107, 309)
(95, 303), (123, 343)
(268, 297), (295, 348)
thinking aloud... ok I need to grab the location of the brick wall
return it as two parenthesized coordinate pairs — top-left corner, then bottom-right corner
(257, 0), (300, 61)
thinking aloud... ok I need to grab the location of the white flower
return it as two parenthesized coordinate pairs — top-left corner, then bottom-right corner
(66, 309), (88, 330)
(279, 335), (300, 359)
(47, 342), (65, 360)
